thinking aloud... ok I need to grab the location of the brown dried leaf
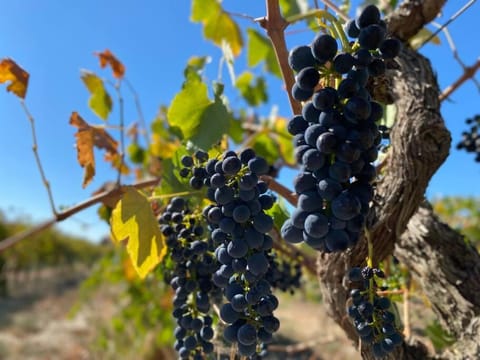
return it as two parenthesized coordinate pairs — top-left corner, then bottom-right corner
(70, 112), (128, 187)
(0, 58), (29, 98)
(95, 49), (125, 79)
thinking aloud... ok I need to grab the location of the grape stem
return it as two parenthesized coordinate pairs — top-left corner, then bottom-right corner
(439, 58), (480, 102)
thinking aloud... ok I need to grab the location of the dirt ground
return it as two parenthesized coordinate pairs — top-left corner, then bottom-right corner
(0, 267), (432, 360)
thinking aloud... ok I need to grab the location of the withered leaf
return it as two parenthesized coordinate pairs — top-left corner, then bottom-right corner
(0, 58), (29, 99)
(95, 49), (125, 79)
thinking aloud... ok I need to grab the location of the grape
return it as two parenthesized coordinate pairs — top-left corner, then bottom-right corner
(331, 191), (361, 221)
(232, 205), (251, 223)
(287, 115), (309, 135)
(302, 101), (321, 123)
(292, 83), (314, 101)
(316, 132), (338, 153)
(305, 124), (326, 147)
(311, 34), (338, 62)
(380, 38), (402, 59)
(293, 172), (316, 193)
(457, 115), (480, 162)
(333, 53), (355, 74)
(248, 156), (269, 175)
(345, 19), (360, 38)
(317, 178), (342, 201)
(302, 148), (325, 171)
(359, 24), (386, 50)
(296, 66), (320, 90)
(353, 48), (372, 67)
(181, 155), (194, 167)
(355, 4), (381, 29)
(222, 156), (242, 175)
(338, 78), (360, 99)
(298, 191), (323, 212)
(344, 96), (372, 121)
(288, 45), (317, 72)
(312, 87), (338, 111)
(304, 213), (329, 238)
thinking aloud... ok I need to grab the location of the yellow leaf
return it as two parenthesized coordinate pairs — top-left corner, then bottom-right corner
(80, 70), (113, 120)
(110, 187), (166, 279)
(0, 58), (29, 98)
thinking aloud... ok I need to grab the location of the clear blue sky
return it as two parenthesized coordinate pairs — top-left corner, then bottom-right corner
(0, 1), (479, 242)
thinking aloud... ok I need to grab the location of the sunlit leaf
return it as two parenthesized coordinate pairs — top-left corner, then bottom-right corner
(168, 79), (231, 150)
(183, 56), (210, 85)
(110, 187), (166, 279)
(95, 49), (126, 79)
(272, 116), (295, 165)
(409, 28), (441, 50)
(265, 200), (290, 231)
(252, 132), (280, 164)
(0, 58), (29, 98)
(246, 29), (281, 78)
(279, 0), (308, 17)
(81, 70), (113, 120)
(235, 71), (268, 106)
(190, 0), (243, 57)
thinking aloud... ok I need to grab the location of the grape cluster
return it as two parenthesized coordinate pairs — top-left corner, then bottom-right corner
(347, 266), (403, 358)
(457, 114), (480, 162)
(265, 250), (303, 294)
(281, 4), (401, 252)
(180, 149), (280, 358)
(159, 196), (221, 359)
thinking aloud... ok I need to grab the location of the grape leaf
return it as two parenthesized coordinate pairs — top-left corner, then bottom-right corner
(190, 0), (243, 56)
(0, 58), (29, 98)
(272, 116), (295, 166)
(168, 79), (231, 150)
(409, 28), (441, 50)
(235, 71), (268, 106)
(246, 29), (282, 78)
(110, 186), (166, 279)
(279, 0), (308, 17)
(265, 200), (290, 231)
(95, 49), (125, 79)
(81, 70), (113, 120)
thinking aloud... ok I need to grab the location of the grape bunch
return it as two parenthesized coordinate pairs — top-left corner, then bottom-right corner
(159, 197), (221, 359)
(347, 266), (403, 358)
(180, 149), (280, 358)
(265, 250), (303, 294)
(457, 114), (480, 162)
(281, 4), (401, 252)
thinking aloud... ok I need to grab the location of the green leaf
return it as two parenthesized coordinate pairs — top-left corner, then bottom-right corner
(168, 79), (231, 150)
(191, 0), (243, 56)
(252, 132), (280, 164)
(273, 117), (295, 166)
(229, 117), (244, 144)
(80, 70), (113, 120)
(265, 200), (290, 231)
(183, 56), (210, 85)
(110, 187), (167, 279)
(168, 80), (211, 140)
(235, 71), (268, 106)
(409, 28), (441, 50)
(279, 0), (308, 17)
(246, 29), (282, 78)
(383, 103), (397, 128)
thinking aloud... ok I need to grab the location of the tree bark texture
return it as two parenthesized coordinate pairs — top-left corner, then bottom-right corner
(315, 1), (480, 359)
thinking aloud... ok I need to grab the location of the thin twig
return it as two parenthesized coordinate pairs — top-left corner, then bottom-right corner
(419, 0), (477, 48)
(439, 58), (480, 102)
(260, 175), (298, 206)
(0, 178), (160, 252)
(124, 78), (151, 147)
(20, 100), (57, 216)
(431, 21), (480, 92)
(318, 0), (349, 22)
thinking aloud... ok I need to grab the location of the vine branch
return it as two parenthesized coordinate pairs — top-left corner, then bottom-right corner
(0, 177), (160, 252)
(439, 58), (480, 102)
